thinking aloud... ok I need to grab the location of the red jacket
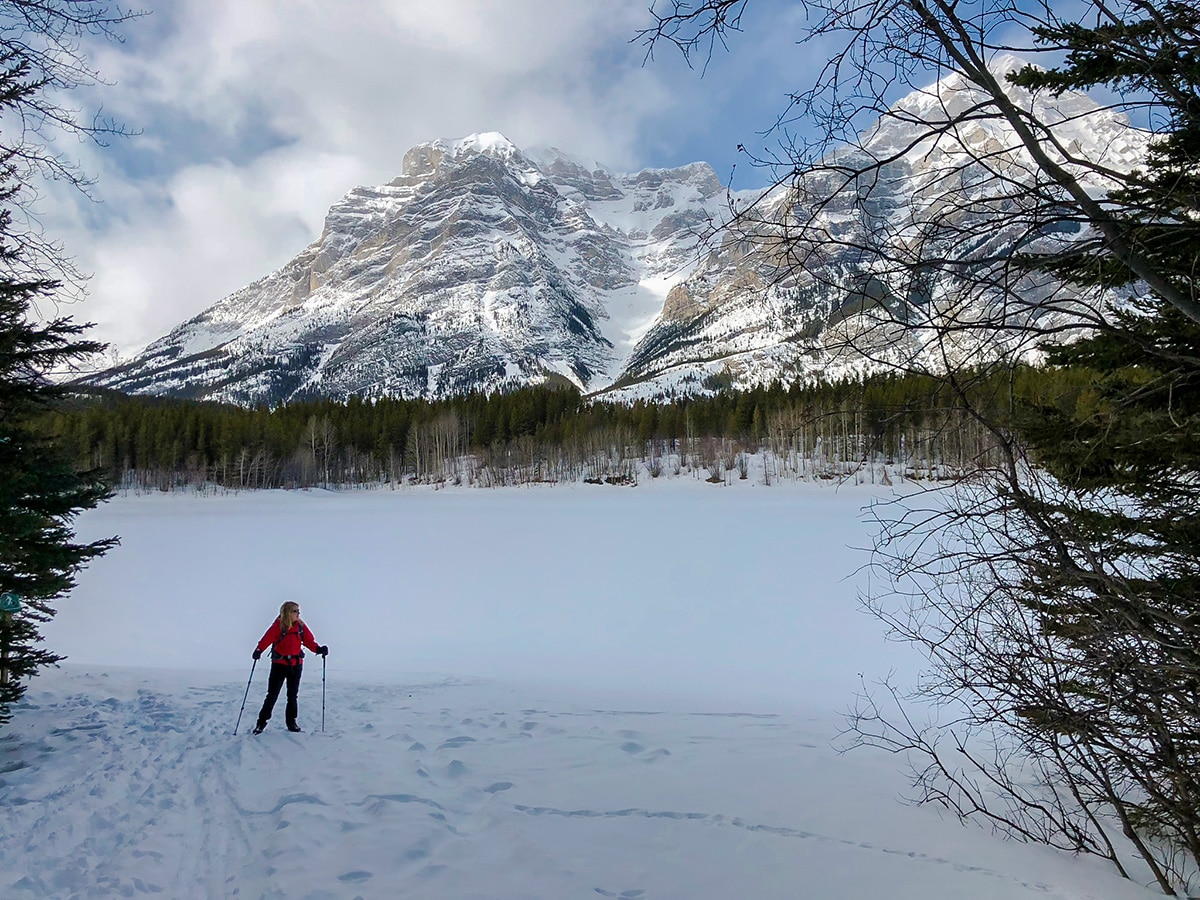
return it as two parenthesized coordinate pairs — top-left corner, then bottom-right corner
(257, 619), (321, 665)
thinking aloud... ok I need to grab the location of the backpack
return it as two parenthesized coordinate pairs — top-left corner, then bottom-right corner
(270, 621), (306, 661)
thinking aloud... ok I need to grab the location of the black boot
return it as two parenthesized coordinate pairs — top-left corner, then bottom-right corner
(286, 722), (302, 733)
(252, 722), (266, 735)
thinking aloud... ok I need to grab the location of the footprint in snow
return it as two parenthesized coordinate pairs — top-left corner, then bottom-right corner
(338, 870), (373, 883)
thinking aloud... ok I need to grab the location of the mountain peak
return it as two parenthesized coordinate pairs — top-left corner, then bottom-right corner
(875, 52), (1119, 141)
(933, 52), (1040, 92)
(447, 131), (521, 159)
(400, 131), (527, 178)
(527, 145), (611, 176)
(84, 133), (741, 404)
(987, 51), (1037, 79)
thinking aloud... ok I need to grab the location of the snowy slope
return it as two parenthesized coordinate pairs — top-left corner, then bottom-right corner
(0, 484), (1167, 898)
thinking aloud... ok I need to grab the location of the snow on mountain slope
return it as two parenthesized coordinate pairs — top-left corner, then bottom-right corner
(605, 55), (1150, 401)
(81, 57), (1150, 405)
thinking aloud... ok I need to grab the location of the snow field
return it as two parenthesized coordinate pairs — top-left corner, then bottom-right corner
(48, 482), (899, 710)
(0, 481), (1161, 898)
(3, 667), (1154, 900)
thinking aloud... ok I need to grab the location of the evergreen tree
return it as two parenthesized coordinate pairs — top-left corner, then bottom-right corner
(0, 61), (117, 725)
(869, 6), (1200, 890)
(992, 8), (1200, 878)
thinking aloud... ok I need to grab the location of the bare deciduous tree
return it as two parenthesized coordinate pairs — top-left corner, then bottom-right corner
(0, 1), (143, 288)
(643, 1), (1200, 892)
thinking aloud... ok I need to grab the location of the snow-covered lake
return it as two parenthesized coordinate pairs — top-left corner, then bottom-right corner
(1, 481), (1157, 898)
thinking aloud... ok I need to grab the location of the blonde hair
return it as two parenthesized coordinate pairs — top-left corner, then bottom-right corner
(279, 601), (301, 633)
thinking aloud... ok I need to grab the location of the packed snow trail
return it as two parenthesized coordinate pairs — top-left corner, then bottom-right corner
(0, 667), (1157, 899)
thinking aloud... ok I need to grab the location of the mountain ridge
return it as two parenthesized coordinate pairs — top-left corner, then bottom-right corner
(81, 61), (1149, 405)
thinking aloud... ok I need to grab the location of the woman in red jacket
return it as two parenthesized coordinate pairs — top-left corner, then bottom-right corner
(252, 601), (327, 734)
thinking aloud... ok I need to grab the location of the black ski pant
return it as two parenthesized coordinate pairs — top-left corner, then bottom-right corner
(258, 662), (303, 727)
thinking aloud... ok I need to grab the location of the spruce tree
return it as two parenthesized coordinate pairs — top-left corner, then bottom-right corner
(833, 7), (1200, 887)
(963, 6), (1200, 885)
(641, 0), (1200, 886)
(0, 62), (117, 725)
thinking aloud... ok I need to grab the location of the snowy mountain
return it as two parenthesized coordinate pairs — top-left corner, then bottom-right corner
(611, 54), (1149, 399)
(83, 133), (733, 404)
(82, 58), (1148, 404)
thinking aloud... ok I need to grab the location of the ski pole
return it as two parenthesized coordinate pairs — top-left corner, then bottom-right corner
(321, 652), (327, 733)
(234, 657), (257, 735)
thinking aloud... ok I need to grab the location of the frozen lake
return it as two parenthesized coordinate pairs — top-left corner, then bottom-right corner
(0, 482), (1158, 898)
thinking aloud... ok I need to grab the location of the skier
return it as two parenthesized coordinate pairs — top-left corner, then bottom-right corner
(251, 601), (327, 734)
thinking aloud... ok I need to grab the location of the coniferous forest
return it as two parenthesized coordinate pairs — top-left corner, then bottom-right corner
(38, 364), (1095, 491)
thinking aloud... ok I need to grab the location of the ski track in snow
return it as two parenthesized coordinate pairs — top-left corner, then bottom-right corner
(0, 669), (1153, 900)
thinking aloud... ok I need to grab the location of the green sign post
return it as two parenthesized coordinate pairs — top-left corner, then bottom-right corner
(0, 592), (17, 687)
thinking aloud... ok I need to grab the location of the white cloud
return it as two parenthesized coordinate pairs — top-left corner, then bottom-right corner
(78, 148), (368, 352)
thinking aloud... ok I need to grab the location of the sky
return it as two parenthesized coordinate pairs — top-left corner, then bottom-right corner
(35, 0), (818, 358)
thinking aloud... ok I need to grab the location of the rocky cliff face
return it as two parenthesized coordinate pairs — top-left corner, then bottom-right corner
(84, 59), (1148, 405)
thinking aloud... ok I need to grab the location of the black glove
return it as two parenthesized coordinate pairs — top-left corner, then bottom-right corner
(252, 649), (262, 660)
(318, 645), (328, 657)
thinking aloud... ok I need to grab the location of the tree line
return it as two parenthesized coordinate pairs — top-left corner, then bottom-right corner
(38, 365), (1093, 491)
